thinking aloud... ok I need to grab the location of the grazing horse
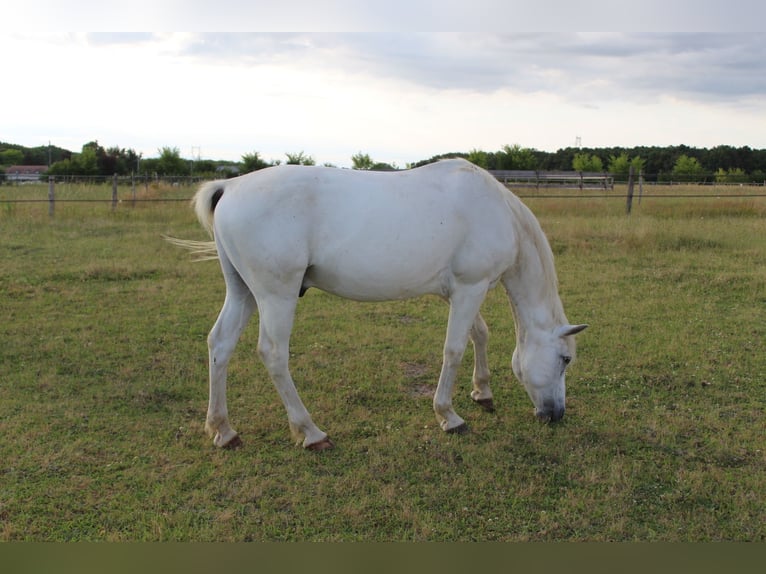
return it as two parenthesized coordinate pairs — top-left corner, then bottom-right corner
(172, 159), (586, 450)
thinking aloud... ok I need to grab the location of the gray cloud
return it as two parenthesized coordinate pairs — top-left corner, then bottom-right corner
(181, 33), (313, 63)
(171, 33), (766, 104)
(86, 32), (157, 46)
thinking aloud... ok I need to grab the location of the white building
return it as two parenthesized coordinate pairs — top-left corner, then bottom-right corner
(4, 165), (48, 182)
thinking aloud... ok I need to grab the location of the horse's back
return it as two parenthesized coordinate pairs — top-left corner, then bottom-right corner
(217, 159), (511, 231)
(213, 160), (520, 300)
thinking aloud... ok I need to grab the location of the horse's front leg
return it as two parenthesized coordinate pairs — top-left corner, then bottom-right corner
(205, 275), (256, 449)
(469, 313), (495, 412)
(434, 283), (489, 433)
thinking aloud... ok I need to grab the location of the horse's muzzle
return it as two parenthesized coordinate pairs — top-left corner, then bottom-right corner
(536, 405), (565, 423)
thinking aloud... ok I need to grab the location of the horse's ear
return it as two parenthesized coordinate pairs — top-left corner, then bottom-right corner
(557, 324), (588, 337)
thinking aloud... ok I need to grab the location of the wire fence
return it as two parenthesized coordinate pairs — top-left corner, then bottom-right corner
(0, 173), (205, 186)
(3, 170), (766, 188)
(1, 173), (765, 218)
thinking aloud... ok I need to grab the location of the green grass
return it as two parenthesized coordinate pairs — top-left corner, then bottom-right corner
(1, 184), (764, 541)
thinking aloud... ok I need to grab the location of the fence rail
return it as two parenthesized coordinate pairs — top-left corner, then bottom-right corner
(490, 170), (615, 190)
(2, 171), (765, 187)
(0, 174), (197, 216)
(2, 174), (765, 219)
(0, 173), (206, 186)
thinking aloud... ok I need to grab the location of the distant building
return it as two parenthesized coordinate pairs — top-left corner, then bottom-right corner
(215, 164), (241, 176)
(4, 165), (48, 182)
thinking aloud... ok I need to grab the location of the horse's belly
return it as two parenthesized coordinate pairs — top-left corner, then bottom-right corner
(303, 254), (449, 302)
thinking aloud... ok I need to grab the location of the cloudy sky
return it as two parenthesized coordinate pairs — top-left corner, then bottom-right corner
(3, 2), (766, 168)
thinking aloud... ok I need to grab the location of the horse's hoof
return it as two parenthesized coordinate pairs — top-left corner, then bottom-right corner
(306, 436), (335, 451)
(446, 422), (470, 435)
(222, 435), (243, 450)
(474, 398), (495, 413)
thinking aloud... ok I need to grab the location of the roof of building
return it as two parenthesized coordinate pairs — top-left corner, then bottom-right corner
(5, 165), (48, 173)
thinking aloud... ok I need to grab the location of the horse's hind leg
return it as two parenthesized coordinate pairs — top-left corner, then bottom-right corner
(206, 264), (256, 448)
(469, 313), (495, 412)
(255, 293), (332, 450)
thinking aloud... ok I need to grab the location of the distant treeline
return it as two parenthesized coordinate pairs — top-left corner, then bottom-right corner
(0, 142), (72, 166)
(415, 144), (766, 182)
(3, 140), (766, 182)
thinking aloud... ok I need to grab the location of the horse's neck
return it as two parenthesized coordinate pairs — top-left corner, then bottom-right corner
(503, 233), (566, 341)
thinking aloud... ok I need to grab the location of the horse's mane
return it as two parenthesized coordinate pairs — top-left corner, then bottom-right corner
(492, 173), (569, 328)
(520, 201), (561, 307)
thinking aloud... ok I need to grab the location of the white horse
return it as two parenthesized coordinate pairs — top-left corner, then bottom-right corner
(172, 159), (586, 450)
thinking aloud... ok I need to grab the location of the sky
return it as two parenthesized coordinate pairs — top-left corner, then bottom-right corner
(3, 2), (766, 168)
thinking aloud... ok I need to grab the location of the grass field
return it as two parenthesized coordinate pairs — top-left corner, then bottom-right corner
(1, 182), (764, 541)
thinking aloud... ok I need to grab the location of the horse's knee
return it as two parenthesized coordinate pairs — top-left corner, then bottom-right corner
(443, 344), (465, 367)
(257, 339), (286, 372)
(471, 319), (489, 346)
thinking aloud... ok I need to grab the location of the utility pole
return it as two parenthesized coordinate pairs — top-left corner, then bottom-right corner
(191, 146), (201, 176)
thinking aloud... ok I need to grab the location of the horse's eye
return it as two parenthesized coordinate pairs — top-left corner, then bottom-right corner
(562, 355), (572, 366)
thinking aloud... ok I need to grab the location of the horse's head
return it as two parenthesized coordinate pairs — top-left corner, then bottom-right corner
(512, 324), (588, 422)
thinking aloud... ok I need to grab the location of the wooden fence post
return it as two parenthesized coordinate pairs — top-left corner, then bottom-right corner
(131, 173), (137, 207)
(626, 165), (635, 215)
(48, 177), (55, 218)
(638, 169), (644, 205)
(111, 173), (118, 210)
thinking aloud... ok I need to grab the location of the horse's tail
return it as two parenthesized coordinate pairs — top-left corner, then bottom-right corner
(194, 180), (226, 237)
(163, 180), (225, 261)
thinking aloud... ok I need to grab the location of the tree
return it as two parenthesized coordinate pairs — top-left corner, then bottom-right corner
(467, 149), (489, 169)
(46, 159), (77, 177)
(0, 148), (24, 166)
(155, 147), (187, 176)
(372, 162), (397, 171)
(46, 141), (141, 176)
(351, 152), (374, 170)
(608, 153), (630, 178)
(241, 151), (270, 173)
(351, 153), (395, 170)
(715, 167), (747, 184)
(285, 151), (315, 166)
(608, 153), (646, 180)
(631, 156), (646, 175)
(671, 154), (706, 182)
(497, 144), (538, 170)
(77, 145), (99, 175)
(46, 143), (98, 176)
(192, 159), (217, 175)
(572, 152), (604, 172)
(100, 145), (140, 175)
